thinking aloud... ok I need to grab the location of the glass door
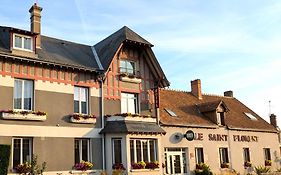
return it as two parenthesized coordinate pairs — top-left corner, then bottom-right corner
(165, 148), (188, 175)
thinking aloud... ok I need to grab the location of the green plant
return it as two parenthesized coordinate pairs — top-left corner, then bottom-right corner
(16, 155), (47, 175)
(254, 165), (271, 175)
(276, 168), (281, 172)
(0, 144), (11, 175)
(195, 163), (213, 175)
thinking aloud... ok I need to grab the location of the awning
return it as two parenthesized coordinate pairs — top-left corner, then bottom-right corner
(100, 121), (166, 135)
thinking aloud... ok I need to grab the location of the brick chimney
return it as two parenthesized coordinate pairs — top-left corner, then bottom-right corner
(29, 3), (43, 48)
(224, 90), (233, 97)
(191, 79), (202, 99)
(270, 114), (277, 128)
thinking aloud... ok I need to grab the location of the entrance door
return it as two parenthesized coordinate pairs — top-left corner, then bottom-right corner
(165, 148), (188, 175)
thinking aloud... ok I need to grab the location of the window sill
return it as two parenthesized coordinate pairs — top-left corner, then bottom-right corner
(120, 76), (141, 83)
(1, 112), (46, 121)
(70, 170), (96, 174)
(70, 116), (96, 124)
(107, 115), (156, 123)
(130, 168), (160, 172)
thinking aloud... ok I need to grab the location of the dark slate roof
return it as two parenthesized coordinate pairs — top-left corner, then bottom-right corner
(0, 26), (101, 71)
(100, 121), (166, 134)
(160, 89), (277, 132)
(94, 26), (152, 71)
(38, 36), (100, 70)
(94, 26), (170, 87)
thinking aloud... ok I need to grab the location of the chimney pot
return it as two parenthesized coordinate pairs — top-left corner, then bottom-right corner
(270, 114), (277, 128)
(224, 91), (233, 97)
(29, 3), (42, 49)
(191, 79), (202, 99)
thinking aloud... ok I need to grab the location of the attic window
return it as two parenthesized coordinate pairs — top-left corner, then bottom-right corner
(165, 108), (177, 117)
(13, 33), (33, 51)
(245, 112), (257, 121)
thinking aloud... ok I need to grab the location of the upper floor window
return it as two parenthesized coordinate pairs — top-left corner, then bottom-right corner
(13, 34), (33, 51)
(74, 87), (88, 114)
(121, 92), (139, 114)
(14, 79), (34, 110)
(217, 112), (225, 125)
(75, 139), (90, 163)
(119, 60), (136, 75)
(195, 147), (204, 164)
(12, 138), (32, 169)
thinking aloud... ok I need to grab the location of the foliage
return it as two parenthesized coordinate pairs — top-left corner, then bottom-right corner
(15, 155), (46, 175)
(145, 161), (160, 169)
(73, 161), (93, 171)
(254, 165), (271, 175)
(244, 161), (252, 167)
(276, 168), (281, 172)
(265, 160), (272, 166)
(112, 163), (126, 170)
(0, 144), (11, 175)
(195, 163), (213, 175)
(221, 162), (230, 168)
(105, 113), (153, 118)
(70, 113), (96, 120)
(0, 110), (47, 116)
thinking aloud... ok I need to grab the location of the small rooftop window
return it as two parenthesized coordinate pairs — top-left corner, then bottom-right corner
(244, 112), (257, 121)
(165, 108), (177, 117)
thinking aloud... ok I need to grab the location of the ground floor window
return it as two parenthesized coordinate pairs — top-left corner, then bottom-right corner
(219, 147), (229, 167)
(243, 148), (250, 162)
(75, 139), (90, 163)
(195, 147), (204, 164)
(164, 148), (187, 174)
(130, 139), (157, 163)
(112, 138), (122, 164)
(12, 138), (32, 168)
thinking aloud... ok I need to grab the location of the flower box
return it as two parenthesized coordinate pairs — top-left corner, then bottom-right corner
(120, 75), (141, 84)
(69, 114), (96, 124)
(106, 113), (156, 123)
(1, 111), (47, 121)
(265, 160), (272, 166)
(244, 161), (252, 168)
(70, 117), (96, 124)
(70, 170), (95, 175)
(220, 163), (229, 168)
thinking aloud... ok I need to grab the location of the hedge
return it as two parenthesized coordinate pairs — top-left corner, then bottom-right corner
(0, 144), (11, 175)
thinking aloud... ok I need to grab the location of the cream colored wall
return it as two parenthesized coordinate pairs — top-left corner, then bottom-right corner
(162, 126), (280, 174)
(0, 74), (100, 97)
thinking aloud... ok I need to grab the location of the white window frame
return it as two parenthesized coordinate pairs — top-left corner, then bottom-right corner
(74, 86), (89, 114)
(219, 147), (229, 164)
(130, 139), (157, 163)
(119, 59), (136, 75)
(195, 147), (204, 164)
(112, 138), (122, 164)
(264, 148), (271, 160)
(13, 79), (34, 111)
(243, 148), (250, 162)
(12, 138), (32, 168)
(13, 33), (33, 52)
(121, 92), (139, 114)
(75, 139), (91, 163)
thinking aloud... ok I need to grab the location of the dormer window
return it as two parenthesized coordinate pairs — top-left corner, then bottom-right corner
(13, 34), (33, 51)
(217, 112), (225, 125)
(119, 59), (136, 76)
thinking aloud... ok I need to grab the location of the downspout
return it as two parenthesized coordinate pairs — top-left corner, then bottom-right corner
(100, 79), (105, 170)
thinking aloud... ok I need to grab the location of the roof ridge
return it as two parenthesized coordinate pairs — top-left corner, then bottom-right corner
(161, 88), (189, 93)
(203, 93), (234, 98)
(42, 35), (91, 47)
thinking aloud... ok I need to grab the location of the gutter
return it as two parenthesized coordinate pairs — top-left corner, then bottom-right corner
(160, 123), (218, 129)
(227, 126), (278, 133)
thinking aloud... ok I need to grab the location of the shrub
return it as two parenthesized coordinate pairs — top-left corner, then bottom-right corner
(195, 163), (213, 175)
(112, 163), (125, 170)
(15, 155), (47, 175)
(254, 165), (271, 175)
(0, 145), (11, 175)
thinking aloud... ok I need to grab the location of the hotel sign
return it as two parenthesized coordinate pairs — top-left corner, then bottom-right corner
(186, 131), (258, 142)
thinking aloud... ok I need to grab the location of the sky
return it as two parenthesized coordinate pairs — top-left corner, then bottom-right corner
(1, 0), (280, 125)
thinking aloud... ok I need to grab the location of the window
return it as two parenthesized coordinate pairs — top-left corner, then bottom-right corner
(243, 148), (250, 162)
(74, 87), (89, 114)
(12, 138), (32, 168)
(219, 148), (229, 165)
(13, 34), (33, 51)
(75, 139), (90, 163)
(264, 148), (271, 160)
(112, 139), (122, 164)
(14, 79), (33, 110)
(195, 147), (204, 164)
(217, 112), (225, 125)
(119, 60), (136, 75)
(165, 108), (177, 117)
(121, 92), (139, 114)
(245, 112), (257, 121)
(130, 139), (157, 163)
